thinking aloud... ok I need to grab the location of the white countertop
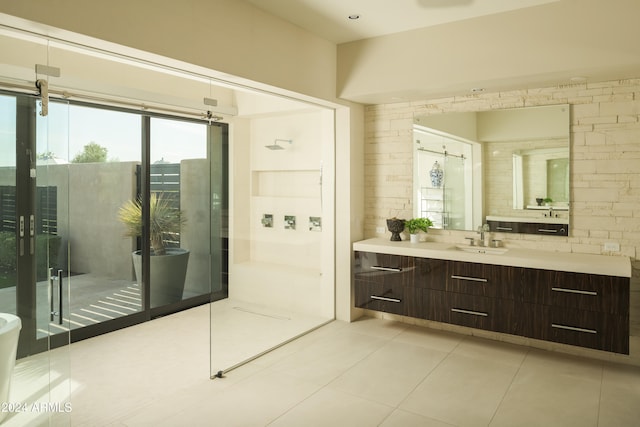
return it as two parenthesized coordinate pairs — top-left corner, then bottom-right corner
(353, 238), (631, 278)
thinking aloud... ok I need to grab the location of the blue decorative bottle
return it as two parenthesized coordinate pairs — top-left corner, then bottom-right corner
(430, 161), (443, 188)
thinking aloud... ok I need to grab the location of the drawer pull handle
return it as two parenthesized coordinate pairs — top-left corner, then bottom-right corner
(551, 287), (597, 296)
(496, 226), (513, 231)
(538, 228), (559, 233)
(451, 308), (488, 317)
(551, 323), (597, 334)
(450, 275), (487, 283)
(371, 266), (402, 272)
(371, 295), (401, 303)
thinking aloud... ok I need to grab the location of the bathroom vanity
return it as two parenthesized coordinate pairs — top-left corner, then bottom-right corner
(353, 238), (631, 354)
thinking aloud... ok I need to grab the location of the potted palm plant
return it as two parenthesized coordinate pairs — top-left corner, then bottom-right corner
(118, 193), (189, 306)
(404, 217), (433, 243)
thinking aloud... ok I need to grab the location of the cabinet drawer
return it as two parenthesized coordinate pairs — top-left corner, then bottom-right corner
(544, 307), (629, 354)
(446, 293), (495, 330)
(354, 280), (404, 315)
(522, 269), (629, 314)
(354, 252), (415, 285)
(518, 222), (569, 236)
(487, 220), (519, 234)
(428, 290), (499, 331)
(446, 261), (522, 300)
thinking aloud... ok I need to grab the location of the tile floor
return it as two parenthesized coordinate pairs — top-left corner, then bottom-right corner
(7, 305), (640, 427)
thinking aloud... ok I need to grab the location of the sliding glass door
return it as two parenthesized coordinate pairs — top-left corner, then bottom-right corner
(0, 91), (72, 425)
(1, 91), (228, 424)
(148, 117), (224, 310)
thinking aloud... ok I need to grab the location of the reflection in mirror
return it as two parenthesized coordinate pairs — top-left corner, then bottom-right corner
(413, 127), (480, 230)
(413, 104), (570, 234)
(512, 146), (569, 210)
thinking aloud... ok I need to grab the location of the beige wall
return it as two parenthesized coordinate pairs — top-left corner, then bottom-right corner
(0, 0), (337, 102)
(364, 79), (640, 270)
(337, 0), (640, 104)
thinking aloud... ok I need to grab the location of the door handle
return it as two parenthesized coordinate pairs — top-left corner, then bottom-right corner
(50, 269), (64, 325)
(58, 269), (63, 325)
(49, 267), (55, 322)
(19, 215), (25, 256)
(29, 214), (35, 254)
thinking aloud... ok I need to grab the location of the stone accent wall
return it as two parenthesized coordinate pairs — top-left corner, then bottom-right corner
(366, 78), (640, 362)
(364, 78), (640, 269)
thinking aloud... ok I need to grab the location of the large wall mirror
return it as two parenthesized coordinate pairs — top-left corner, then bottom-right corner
(413, 104), (570, 235)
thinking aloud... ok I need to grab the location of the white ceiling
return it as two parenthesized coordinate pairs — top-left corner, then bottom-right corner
(245, 0), (560, 44)
(245, 0), (640, 104)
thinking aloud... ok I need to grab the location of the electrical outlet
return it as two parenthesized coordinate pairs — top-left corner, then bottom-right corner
(604, 242), (620, 252)
(376, 226), (385, 234)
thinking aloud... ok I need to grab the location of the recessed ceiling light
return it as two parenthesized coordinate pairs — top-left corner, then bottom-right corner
(470, 87), (485, 93)
(348, 14), (360, 20)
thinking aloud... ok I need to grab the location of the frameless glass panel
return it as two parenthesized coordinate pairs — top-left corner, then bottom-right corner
(35, 100), (71, 341)
(0, 90), (72, 425)
(443, 156), (467, 230)
(34, 97), (72, 425)
(149, 117), (209, 308)
(40, 103), (143, 333)
(211, 108), (335, 376)
(0, 94), (17, 317)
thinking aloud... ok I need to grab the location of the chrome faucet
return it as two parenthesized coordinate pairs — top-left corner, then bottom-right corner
(477, 224), (490, 246)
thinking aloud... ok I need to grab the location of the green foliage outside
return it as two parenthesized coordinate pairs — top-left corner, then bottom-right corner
(118, 193), (186, 256)
(71, 142), (108, 163)
(0, 232), (62, 288)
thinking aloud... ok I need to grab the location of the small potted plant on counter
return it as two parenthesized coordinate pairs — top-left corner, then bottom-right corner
(405, 217), (433, 243)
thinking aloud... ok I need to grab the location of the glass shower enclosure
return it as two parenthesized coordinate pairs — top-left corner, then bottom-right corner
(210, 108), (335, 377)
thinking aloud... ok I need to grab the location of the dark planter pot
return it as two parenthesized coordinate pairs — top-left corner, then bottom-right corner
(132, 248), (189, 307)
(386, 218), (406, 241)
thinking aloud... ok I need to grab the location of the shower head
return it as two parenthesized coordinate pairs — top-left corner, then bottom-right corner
(265, 139), (292, 150)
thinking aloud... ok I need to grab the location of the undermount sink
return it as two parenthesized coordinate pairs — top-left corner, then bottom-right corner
(455, 245), (509, 255)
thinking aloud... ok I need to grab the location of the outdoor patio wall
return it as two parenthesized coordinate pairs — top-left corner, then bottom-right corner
(55, 159), (213, 296)
(180, 158), (212, 298)
(0, 168), (14, 185)
(0, 163), (137, 277)
(65, 162), (138, 278)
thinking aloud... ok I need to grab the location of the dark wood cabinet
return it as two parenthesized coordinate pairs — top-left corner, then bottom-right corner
(353, 250), (630, 354)
(487, 220), (568, 236)
(353, 252), (415, 315)
(522, 268), (629, 314)
(446, 261), (522, 300)
(521, 267), (629, 353)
